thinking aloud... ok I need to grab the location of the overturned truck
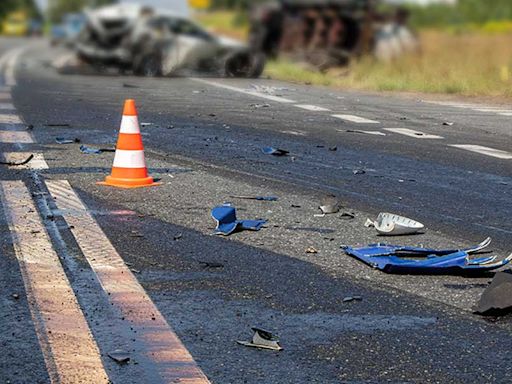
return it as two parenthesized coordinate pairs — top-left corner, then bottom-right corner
(75, 4), (265, 77)
(249, 0), (418, 69)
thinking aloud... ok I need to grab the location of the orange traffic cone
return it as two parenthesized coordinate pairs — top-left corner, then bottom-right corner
(98, 99), (160, 188)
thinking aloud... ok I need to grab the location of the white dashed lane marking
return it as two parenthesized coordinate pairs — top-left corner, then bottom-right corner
(46, 180), (212, 384)
(450, 145), (512, 160)
(0, 113), (23, 124)
(295, 104), (331, 112)
(384, 128), (444, 139)
(0, 181), (109, 384)
(191, 78), (296, 103)
(332, 114), (380, 124)
(0, 103), (15, 110)
(0, 130), (33, 143)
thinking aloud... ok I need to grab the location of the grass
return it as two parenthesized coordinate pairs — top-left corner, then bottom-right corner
(195, 11), (512, 99)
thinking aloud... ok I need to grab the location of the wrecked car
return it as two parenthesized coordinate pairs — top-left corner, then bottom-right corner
(75, 4), (265, 77)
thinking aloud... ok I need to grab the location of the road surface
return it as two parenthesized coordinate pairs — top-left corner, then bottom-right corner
(0, 38), (511, 384)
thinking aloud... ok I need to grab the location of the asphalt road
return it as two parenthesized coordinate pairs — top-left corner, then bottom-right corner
(0, 38), (511, 384)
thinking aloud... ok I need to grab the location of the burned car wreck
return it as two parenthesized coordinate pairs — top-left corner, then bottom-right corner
(75, 5), (265, 77)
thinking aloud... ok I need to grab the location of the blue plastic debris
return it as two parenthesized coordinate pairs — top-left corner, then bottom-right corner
(262, 147), (289, 156)
(211, 204), (267, 236)
(343, 238), (512, 274)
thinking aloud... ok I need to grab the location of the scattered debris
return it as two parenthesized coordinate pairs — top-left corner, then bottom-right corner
(26, 124), (34, 131)
(130, 231), (144, 238)
(11, 293), (19, 300)
(0, 154), (34, 166)
(262, 147), (289, 156)
(328, 146), (338, 151)
(443, 122), (454, 126)
(199, 261), (224, 269)
(130, 268), (141, 274)
(475, 271), (512, 316)
(122, 83), (139, 88)
(340, 212), (356, 220)
(56, 137), (80, 144)
(343, 296), (362, 303)
(108, 349), (130, 364)
(173, 233), (183, 241)
(291, 204), (301, 208)
(319, 195), (343, 214)
(365, 213), (424, 236)
(306, 247), (318, 254)
(249, 103), (271, 109)
(211, 204), (266, 236)
(44, 123), (70, 127)
(229, 195), (278, 202)
(80, 145), (115, 154)
(140, 123), (154, 127)
(237, 328), (282, 351)
(353, 169), (366, 175)
(344, 238), (512, 274)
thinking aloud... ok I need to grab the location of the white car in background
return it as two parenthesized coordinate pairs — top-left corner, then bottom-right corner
(75, 4), (265, 78)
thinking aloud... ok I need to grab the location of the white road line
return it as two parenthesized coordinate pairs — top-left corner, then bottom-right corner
(0, 130), (33, 143)
(281, 130), (307, 136)
(499, 112), (512, 116)
(0, 102), (15, 110)
(0, 113), (22, 124)
(46, 180), (211, 384)
(450, 144), (512, 160)
(295, 104), (331, 112)
(0, 181), (109, 384)
(5, 47), (28, 87)
(191, 78), (296, 103)
(473, 108), (512, 113)
(332, 114), (380, 124)
(384, 128), (444, 139)
(0, 92), (11, 101)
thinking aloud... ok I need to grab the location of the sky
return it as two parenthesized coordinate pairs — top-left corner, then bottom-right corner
(33, 0), (190, 11)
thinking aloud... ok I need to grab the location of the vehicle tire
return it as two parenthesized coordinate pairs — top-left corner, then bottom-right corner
(134, 53), (162, 77)
(225, 52), (266, 78)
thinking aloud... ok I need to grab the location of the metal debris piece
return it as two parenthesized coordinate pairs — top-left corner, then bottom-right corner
(344, 237), (512, 275)
(230, 195), (278, 202)
(211, 204), (266, 236)
(199, 261), (224, 269)
(108, 349), (130, 364)
(475, 271), (512, 316)
(56, 137), (80, 144)
(249, 103), (271, 109)
(343, 296), (362, 303)
(365, 213), (424, 236)
(262, 147), (289, 156)
(79, 145), (103, 154)
(0, 154), (34, 166)
(353, 169), (366, 175)
(319, 195), (343, 214)
(443, 122), (454, 126)
(306, 247), (318, 254)
(237, 328), (282, 351)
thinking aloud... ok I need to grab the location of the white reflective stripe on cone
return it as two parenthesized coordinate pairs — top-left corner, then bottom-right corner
(119, 115), (140, 134)
(112, 149), (146, 168)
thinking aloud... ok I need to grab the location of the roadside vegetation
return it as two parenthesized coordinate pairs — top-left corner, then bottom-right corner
(197, 0), (512, 98)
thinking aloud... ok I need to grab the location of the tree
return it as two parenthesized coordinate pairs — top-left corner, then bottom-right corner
(48, 0), (114, 23)
(0, 0), (40, 21)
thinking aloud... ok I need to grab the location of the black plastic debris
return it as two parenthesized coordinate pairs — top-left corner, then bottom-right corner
(44, 123), (70, 127)
(0, 154), (34, 166)
(122, 83), (139, 88)
(443, 122), (454, 126)
(56, 137), (80, 144)
(475, 271), (512, 316)
(262, 147), (289, 156)
(237, 327), (282, 351)
(80, 145), (115, 154)
(108, 349), (130, 364)
(199, 261), (224, 269)
(343, 296), (362, 303)
(340, 212), (355, 220)
(230, 195), (278, 201)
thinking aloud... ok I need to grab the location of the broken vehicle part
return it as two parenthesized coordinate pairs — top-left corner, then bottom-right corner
(262, 147), (289, 156)
(343, 238), (512, 274)
(211, 204), (266, 236)
(319, 195), (343, 214)
(0, 154), (34, 166)
(229, 195), (278, 201)
(75, 4), (265, 78)
(56, 137), (80, 144)
(475, 271), (512, 316)
(237, 327), (282, 351)
(365, 213), (424, 236)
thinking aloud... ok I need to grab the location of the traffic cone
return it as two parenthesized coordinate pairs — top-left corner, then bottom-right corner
(98, 99), (160, 188)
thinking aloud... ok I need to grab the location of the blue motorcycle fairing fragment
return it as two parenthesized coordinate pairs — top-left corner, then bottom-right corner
(211, 205), (266, 236)
(344, 239), (512, 274)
